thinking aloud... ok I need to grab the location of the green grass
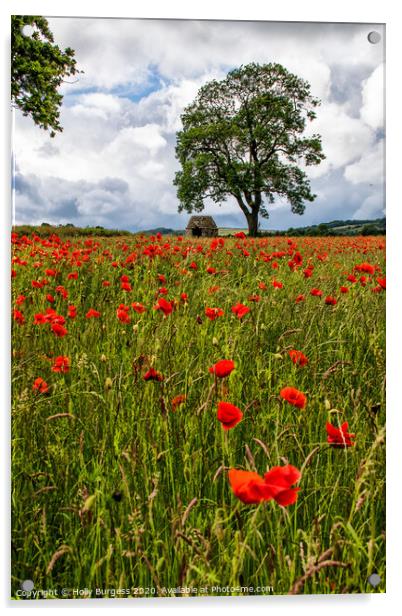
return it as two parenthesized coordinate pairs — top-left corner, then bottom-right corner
(11, 234), (385, 598)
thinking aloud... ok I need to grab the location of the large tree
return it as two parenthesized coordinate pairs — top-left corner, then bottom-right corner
(174, 62), (325, 236)
(11, 15), (80, 137)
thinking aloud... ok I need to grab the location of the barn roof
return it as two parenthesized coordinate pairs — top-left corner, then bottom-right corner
(186, 215), (218, 229)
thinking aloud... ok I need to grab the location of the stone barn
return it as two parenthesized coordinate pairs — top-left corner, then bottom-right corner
(185, 215), (218, 238)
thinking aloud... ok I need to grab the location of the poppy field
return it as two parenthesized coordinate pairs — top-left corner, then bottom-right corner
(11, 231), (386, 598)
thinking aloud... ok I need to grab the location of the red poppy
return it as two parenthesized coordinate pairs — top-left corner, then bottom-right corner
(13, 309), (25, 325)
(288, 350), (309, 367)
(121, 281), (132, 291)
(228, 469), (269, 504)
(51, 356), (70, 373)
(295, 294), (305, 303)
(280, 386), (307, 409)
(154, 297), (173, 316)
(34, 313), (46, 325)
(180, 293), (188, 303)
(248, 294), (261, 302)
(209, 359), (235, 378)
(310, 288), (323, 297)
(355, 262), (375, 275)
(46, 294), (55, 304)
(235, 231), (247, 239)
(258, 282), (267, 290)
(67, 271), (78, 280)
(217, 401), (243, 430)
(303, 268), (313, 278)
(15, 295), (26, 305)
(231, 303), (250, 319)
(143, 367), (164, 382)
(376, 277), (386, 290)
(205, 307), (224, 320)
(262, 465), (301, 506)
(55, 285), (68, 299)
(189, 261), (198, 270)
(68, 305), (77, 319)
(51, 323), (68, 337)
(272, 280), (283, 289)
(33, 377), (49, 394)
(347, 274), (357, 283)
(228, 464), (301, 506)
(102, 280), (111, 287)
(171, 394), (186, 411)
(325, 296), (337, 305)
(206, 267), (217, 274)
(131, 302), (146, 313)
(86, 308), (101, 318)
(340, 286), (349, 294)
(117, 307), (131, 323)
(326, 421), (355, 447)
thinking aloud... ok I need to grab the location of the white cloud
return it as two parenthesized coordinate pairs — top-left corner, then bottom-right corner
(344, 139), (384, 185)
(360, 63), (384, 130)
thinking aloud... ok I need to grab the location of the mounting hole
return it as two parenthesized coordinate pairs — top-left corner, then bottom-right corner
(367, 31), (381, 44)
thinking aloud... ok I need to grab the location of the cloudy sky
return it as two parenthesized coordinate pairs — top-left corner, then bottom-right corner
(13, 18), (385, 231)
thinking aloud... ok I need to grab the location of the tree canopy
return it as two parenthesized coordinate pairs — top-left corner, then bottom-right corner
(11, 15), (80, 137)
(174, 62), (325, 236)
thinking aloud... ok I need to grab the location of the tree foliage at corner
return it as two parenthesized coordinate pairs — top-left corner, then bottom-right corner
(174, 63), (325, 236)
(11, 15), (80, 137)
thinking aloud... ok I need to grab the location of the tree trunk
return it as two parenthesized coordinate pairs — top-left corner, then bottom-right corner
(246, 210), (259, 237)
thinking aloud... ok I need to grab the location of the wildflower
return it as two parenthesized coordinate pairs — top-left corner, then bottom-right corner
(217, 401), (243, 430)
(154, 297), (173, 316)
(131, 302), (146, 313)
(231, 303), (250, 319)
(171, 394), (186, 411)
(51, 323), (68, 337)
(288, 350), (309, 367)
(280, 386), (307, 409)
(325, 296), (337, 305)
(143, 367), (164, 382)
(13, 309), (25, 325)
(51, 356), (70, 373)
(310, 288), (323, 297)
(86, 308), (101, 318)
(68, 305), (77, 319)
(205, 307), (224, 320)
(295, 294), (305, 303)
(326, 421), (355, 447)
(32, 377), (49, 394)
(340, 286), (349, 294)
(228, 464), (301, 506)
(117, 306), (131, 323)
(209, 359), (235, 378)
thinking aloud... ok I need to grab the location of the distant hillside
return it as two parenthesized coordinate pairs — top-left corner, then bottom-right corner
(275, 217), (386, 237)
(12, 217), (385, 238)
